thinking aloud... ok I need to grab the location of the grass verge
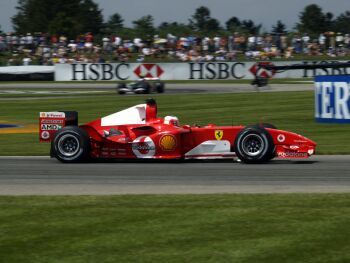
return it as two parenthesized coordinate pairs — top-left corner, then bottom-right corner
(0, 194), (349, 263)
(0, 90), (349, 155)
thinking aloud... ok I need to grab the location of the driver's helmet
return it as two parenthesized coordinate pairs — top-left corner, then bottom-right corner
(138, 73), (146, 81)
(164, 116), (180, 126)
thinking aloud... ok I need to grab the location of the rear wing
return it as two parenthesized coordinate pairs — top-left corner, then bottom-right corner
(39, 111), (78, 142)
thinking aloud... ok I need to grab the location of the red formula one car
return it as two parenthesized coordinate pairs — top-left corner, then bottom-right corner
(39, 99), (316, 163)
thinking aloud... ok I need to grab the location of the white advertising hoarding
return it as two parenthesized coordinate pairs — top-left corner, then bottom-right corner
(55, 61), (350, 81)
(315, 75), (350, 123)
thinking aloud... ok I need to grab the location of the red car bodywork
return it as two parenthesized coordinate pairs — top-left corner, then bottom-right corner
(40, 99), (316, 163)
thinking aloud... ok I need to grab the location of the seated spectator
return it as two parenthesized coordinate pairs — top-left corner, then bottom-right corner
(67, 40), (77, 53)
(142, 47), (152, 56)
(22, 56), (32, 65)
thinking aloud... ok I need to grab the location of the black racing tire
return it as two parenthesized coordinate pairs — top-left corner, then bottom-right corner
(118, 83), (126, 89)
(234, 126), (275, 163)
(248, 123), (277, 160)
(260, 123), (277, 129)
(156, 82), (165, 93)
(118, 90), (126, 95)
(142, 82), (151, 94)
(117, 83), (126, 95)
(51, 126), (90, 163)
(248, 123), (277, 129)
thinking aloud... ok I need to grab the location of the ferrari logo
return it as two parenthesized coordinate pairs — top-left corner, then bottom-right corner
(215, 130), (223, 140)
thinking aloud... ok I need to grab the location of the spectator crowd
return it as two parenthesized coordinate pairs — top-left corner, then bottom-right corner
(0, 31), (350, 66)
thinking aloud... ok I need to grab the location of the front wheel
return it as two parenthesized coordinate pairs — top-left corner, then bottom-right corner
(138, 82), (151, 94)
(234, 127), (274, 163)
(51, 126), (90, 163)
(117, 83), (126, 95)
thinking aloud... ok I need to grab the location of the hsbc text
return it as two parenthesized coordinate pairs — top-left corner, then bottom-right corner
(189, 62), (246, 80)
(71, 63), (130, 81)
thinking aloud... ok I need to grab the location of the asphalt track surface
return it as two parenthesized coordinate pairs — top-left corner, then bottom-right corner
(0, 156), (349, 195)
(0, 82), (315, 94)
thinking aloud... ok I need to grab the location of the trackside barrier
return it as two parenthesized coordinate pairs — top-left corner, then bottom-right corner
(1, 62), (349, 81)
(0, 66), (54, 81)
(54, 61), (350, 81)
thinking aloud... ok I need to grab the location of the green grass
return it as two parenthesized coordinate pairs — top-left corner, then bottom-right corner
(0, 194), (350, 263)
(0, 89), (113, 98)
(0, 90), (350, 155)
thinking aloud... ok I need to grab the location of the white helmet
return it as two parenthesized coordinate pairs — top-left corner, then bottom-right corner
(164, 116), (180, 126)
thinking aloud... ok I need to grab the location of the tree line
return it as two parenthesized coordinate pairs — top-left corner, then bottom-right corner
(7, 0), (350, 40)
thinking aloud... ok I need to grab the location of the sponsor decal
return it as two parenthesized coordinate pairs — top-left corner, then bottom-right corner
(249, 62), (276, 79)
(56, 61), (350, 82)
(40, 112), (65, 118)
(215, 130), (224, 140)
(159, 134), (177, 151)
(70, 63), (130, 81)
(132, 136), (156, 158)
(315, 76), (350, 123)
(41, 131), (50, 140)
(278, 152), (308, 158)
(290, 145), (300, 150)
(41, 124), (62, 131)
(189, 62), (245, 80)
(41, 119), (64, 124)
(134, 64), (164, 78)
(277, 134), (286, 143)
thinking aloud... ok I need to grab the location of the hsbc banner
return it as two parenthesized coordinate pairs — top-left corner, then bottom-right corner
(315, 75), (350, 123)
(55, 61), (350, 81)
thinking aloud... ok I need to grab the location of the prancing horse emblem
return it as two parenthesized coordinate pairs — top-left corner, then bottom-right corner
(215, 130), (223, 140)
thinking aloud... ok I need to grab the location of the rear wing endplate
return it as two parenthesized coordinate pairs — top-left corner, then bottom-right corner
(39, 111), (78, 142)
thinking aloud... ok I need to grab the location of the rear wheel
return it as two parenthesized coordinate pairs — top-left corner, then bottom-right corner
(234, 127), (274, 163)
(156, 82), (165, 93)
(52, 126), (90, 163)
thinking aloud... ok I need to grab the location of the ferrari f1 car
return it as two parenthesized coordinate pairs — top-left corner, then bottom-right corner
(39, 99), (316, 163)
(117, 77), (165, 95)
